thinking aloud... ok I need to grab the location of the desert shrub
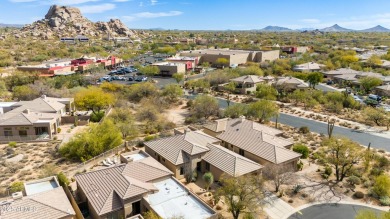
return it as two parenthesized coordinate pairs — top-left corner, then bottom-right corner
(379, 196), (390, 206)
(347, 176), (361, 186)
(377, 156), (390, 169)
(354, 191), (364, 199)
(144, 135), (157, 142)
(373, 175), (390, 197)
(370, 168), (384, 176)
(8, 142), (17, 147)
(9, 181), (24, 193)
(57, 127), (61, 133)
(324, 166), (332, 175)
(216, 205), (223, 211)
(299, 126), (310, 134)
(90, 111), (105, 122)
(293, 144), (309, 158)
(57, 172), (69, 187)
(297, 161), (304, 171)
(242, 213), (255, 219)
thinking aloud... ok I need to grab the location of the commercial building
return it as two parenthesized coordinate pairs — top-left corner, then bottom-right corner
(152, 62), (187, 76)
(179, 49), (280, 67)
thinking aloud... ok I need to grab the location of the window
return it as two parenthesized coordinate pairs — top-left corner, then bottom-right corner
(19, 130), (27, 137)
(205, 162), (210, 171)
(162, 158), (165, 162)
(239, 149), (245, 156)
(4, 128), (12, 136)
(180, 167), (184, 175)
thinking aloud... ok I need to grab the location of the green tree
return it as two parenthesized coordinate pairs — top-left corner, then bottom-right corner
(57, 172), (70, 187)
(224, 81), (237, 106)
(216, 58), (229, 68)
(125, 82), (159, 102)
(366, 55), (383, 67)
(306, 72), (323, 88)
(214, 174), (265, 219)
(109, 108), (138, 139)
(321, 137), (362, 182)
(59, 119), (122, 161)
(363, 107), (387, 126)
(172, 73), (185, 84)
(191, 95), (220, 119)
(162, 84), (183, 103)
(293, 144), (310, 159)
(372, 174), (390, 197)
(139, 65), (160, 79)
(9, 181), (24, 193)
(359, 77), (383, 94)
(74, 86), (115, 116)
(224, 104), (248, 118)
(246, 100), (279, 123)
(255, 84), (278, 100)
(13, 85), (39, 100)
(203, 172), (214, 191)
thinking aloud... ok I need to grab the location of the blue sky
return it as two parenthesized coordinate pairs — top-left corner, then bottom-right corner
(2, 0), (390, 30)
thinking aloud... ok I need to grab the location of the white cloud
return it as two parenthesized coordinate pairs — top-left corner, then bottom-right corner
(300, 19), (320, 24)
(113, 0), (131, 2)
(150, 0), (157, 5)
(78, 3), (116, 14)
(122, 10), (182, 22)
(135, 11), (182, 18)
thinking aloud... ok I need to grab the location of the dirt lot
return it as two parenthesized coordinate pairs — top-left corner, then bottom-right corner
(0, 141), (78, 197)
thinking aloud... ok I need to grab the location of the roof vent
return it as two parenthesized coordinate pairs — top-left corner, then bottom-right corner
(12, 192), (23, 200)
(239, 115), (246, 122)
(23, 109), (30, 114)
(41, 95), (47, 100)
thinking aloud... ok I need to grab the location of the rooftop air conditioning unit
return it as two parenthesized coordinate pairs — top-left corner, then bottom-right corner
(12, 192), (23, 200)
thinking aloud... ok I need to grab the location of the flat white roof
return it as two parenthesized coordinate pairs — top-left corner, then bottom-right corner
(145, 178), (214, 219)
(0, 102), (17, 107)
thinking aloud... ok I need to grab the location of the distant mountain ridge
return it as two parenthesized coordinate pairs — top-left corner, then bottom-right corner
(256, 24), (390, 32)
(0, 23), (24, 28)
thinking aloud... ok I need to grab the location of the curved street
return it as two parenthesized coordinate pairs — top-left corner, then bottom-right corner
(287, 203), (385, 219)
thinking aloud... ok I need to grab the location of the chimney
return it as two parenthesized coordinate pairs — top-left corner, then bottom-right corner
(12, 192), (23, 200)
(41, 95), (47, 100)
(239, 115), (245, 123)
(23, 109), (30, 114)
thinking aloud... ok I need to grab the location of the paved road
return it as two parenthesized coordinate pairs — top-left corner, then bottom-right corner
(287, 204), (384, 219)
(187, 95), (390, 150)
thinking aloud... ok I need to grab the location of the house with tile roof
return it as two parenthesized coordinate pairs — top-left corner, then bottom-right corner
(375, 84), (390, 97)
(75, 152), (216, 219)
(0, 176), (76, 219)
(203, 117), (301, 171)
(144, 130), (262, 181)
(293, 62), (325, 72)
(273, 77), (310, 92)
(229, 75), (266, 94)
(0, 95), (74, 141)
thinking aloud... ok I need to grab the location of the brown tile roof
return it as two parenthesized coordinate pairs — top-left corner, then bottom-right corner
(0, 111), (60, 126)
(144, 131), (220, 165)
(215, 118), (300, 164)
(1, 187), (75, 219)
(204, 118), (283, 136)
(203, 144), (262, 177)
(12, 97), (65, 113)
(75, 159), (172, 216)
(231, 75), (265, 84)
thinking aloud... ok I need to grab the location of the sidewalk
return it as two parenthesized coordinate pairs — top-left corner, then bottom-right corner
(264, 193), (296, 219)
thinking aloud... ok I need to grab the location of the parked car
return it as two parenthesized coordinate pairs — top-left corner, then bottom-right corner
(108, 70), (118, 75)
(128, 76), (134, 81)
(326, 80), (334, 85)
(353, 96), (364, 104)
(135, 76), (148, 82)
(364, 98), (379, 107)
(368, 94), (382, 102)
(112, 76), (126, 81)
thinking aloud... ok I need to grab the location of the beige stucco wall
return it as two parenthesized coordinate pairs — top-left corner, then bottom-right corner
(258, 50), (280, 62)
(201, 128), (220, 138)
(154, 64), (186, 76)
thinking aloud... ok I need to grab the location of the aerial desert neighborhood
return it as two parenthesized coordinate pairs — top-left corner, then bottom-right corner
(1, 1), (390, 219)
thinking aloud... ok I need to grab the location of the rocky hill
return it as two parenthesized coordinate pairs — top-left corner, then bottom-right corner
(360, 25), (390, 32)
(320, 24), (353, 32)
(16, 5), (137, 39)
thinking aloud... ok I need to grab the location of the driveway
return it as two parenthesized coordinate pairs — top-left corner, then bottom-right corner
(264, 194), (296, 219)
(186, 94), (390, 151)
